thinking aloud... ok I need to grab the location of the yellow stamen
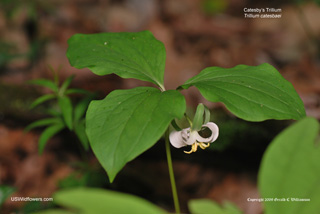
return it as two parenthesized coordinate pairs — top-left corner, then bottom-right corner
(184, 142), (211, 154)
(198, 142), (210, 149)
(184, 143), (198, 154)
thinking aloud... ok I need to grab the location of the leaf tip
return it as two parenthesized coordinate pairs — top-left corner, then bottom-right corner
(107, 173), (116, 184)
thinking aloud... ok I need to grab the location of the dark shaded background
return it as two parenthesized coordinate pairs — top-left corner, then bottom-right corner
(0, 0), (319, 213)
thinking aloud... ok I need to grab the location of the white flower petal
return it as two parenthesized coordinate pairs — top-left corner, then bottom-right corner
(169, 127), (198, 148)
(169, 129), (188, 148)
(195, 122), (219, 143)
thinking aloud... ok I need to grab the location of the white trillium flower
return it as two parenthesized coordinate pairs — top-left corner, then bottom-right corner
(169, 122), (219, 154)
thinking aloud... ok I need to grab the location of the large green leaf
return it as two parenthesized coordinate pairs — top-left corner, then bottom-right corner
(35, 188), (165, 214)
(34, 210), (74, 214)
(189, 199), (242, 214)
(86, 87), (185, 182)
(180, 63), (305, 121)
(258, 117), (320, 214)
(67, 31), (166, 89)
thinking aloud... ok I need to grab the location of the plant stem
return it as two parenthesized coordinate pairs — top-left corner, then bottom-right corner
(165, 129), (181, 214)
(159, 83), (166, 92)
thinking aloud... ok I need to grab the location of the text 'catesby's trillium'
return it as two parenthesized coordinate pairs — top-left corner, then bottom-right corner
(169, 122), (219, 154)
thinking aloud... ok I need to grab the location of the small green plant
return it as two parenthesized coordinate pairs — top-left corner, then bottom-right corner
(0, 185), (15, 208)
(26, 73), (94, 154)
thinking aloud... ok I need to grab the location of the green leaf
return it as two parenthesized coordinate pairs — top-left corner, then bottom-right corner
(25, 118), (62, 132)
(258, 117), (320, 214)
(49, 188), (165, 214)
(74, 119), (89, 151)
(86, 87), (186, 182)
(74, 96), (93, 122)
(59, 75), (75, 95)
(203, 105), (211, 124)
(192, 103), (205, 131)
(180, 63), (306, 121)
(0, 186), (15, 207)
(33, 209), (74, 214)
(28, 79), (59, 92)
(30, 94), (56, 109)
(189, 199), (242, 214)
(67, 31), (166, 89)
(202, 0), (228, 15)
(46, 108), (61, 117)
(171, 119), (182, 131)
(58, 172), (88, 189)
(58, 96), (73, 130)
(38, 123), (65, 154)
(65, 88), (92, 95)
(48, 64), (60, 86)
(22, 200), (54, 214)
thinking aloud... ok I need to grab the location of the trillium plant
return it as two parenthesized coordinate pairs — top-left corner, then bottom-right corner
(66, 31), (305, 213)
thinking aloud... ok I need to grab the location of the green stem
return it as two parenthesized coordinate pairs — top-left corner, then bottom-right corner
(159, 83), (166, 92)
(165, 129), (181, 214)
